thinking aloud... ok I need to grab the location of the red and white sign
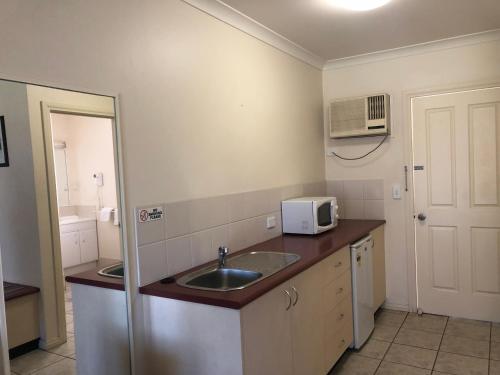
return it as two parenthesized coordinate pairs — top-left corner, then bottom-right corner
(138, 206), (164, 223)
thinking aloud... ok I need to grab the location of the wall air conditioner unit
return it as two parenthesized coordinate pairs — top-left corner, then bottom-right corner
(329, 94), (391, 138)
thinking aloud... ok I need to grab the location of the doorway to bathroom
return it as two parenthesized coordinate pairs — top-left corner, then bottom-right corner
(50, 112), (122, 348)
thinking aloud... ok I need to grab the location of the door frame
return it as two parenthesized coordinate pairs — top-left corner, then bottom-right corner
(40, 102), (116, 348)
(402, 79), (500, 313)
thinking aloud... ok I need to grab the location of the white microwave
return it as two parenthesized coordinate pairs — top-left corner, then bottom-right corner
(281, 197), (338, 235)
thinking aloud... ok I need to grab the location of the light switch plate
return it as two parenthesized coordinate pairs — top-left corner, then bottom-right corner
(266, 216), (276, 229)
(392, 184), (401, 199)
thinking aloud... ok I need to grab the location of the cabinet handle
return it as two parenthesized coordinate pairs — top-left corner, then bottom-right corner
(334, 261), (342, 268)
(338, 338), (346, 348)
(284, 290), (292, 311)
(291, 286), (299, 306)
(337, 287), (344, 295)
(337, 313), (345, 321)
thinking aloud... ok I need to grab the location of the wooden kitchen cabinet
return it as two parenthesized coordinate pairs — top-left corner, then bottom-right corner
(241, 280), (293, 375)
(241, 248), (351, 375)
(371, 225), (386, 310)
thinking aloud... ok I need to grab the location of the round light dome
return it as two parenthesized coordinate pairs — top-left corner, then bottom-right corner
(329, 0), (391, 11)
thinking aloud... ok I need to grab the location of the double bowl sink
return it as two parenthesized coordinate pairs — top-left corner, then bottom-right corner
(176, 251), (301, 291)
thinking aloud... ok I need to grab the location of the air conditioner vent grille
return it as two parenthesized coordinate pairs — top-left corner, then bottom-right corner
(367, 95), (385, 120)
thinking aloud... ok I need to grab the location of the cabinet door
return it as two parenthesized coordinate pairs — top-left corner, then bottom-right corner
(60, 232), (80, 268)
(372, 226), (386, 310)
(241, 281), (293, 375)
(80, 229), (99, 263)
(290, 262), (325, 375)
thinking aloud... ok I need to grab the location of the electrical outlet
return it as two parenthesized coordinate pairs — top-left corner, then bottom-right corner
(266, 216), (276, 229)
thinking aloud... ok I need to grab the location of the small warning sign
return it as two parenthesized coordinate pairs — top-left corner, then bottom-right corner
(138, 207), (164, 223)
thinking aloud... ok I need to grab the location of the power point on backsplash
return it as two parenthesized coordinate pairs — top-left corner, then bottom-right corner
(266, 216), (276, 229)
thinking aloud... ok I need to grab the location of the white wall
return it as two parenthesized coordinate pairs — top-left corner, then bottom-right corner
(0, 80), (41, 287)
(323, 37), (500, 309)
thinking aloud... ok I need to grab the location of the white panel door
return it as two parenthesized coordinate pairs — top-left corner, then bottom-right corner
(60, 232), (81, 268)
(413, 87), (500, 322)
(80, 229), (99, 263)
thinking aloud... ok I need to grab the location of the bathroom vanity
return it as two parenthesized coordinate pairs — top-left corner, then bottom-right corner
(139, 219), (385, 375)
(59, 216), (98, 269)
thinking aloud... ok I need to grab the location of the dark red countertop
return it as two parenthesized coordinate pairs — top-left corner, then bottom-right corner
(65, 258), (125, 291)
(4, 282), (40, 302)
(139, 219), (385, 309)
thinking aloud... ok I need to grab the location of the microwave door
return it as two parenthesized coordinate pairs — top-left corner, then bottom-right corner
(317, 202), (333, 227)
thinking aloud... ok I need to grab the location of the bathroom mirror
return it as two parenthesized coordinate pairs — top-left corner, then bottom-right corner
(0, 78), (131, 374)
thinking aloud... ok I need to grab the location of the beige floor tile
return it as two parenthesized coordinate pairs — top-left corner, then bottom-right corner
(372, 325), (399, 342)
(375, 361), (431, 374)
(492, 325), (500, 343)
(384, 343), (437, 370)
(375, 310), (407, 328)
(358, 338), (391, 359)
(31, 358), (76, 375)
(394, 328), (442, 350)
(45, 337), (75, 357)
(491, 341), (500, 361)
(331, 353), (381, 375)
(402, 314), (447, 334)
(444, 320), (490, 341)
(10, 350), (64, 374)
(447, 317), (490, 328)
(439, 335), (489, 359)
(490, 360), (500, 375)
(433, 351), (488, 375)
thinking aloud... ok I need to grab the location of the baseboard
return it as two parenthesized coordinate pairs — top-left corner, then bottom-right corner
(382, 302), (410, 312)
(9, 338), (39, 359)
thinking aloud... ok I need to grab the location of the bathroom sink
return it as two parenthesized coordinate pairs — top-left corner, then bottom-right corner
(97, 263), (124, 278)
(176, 251), (300, 291)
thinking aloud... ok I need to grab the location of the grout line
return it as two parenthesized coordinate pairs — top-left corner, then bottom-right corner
(489, 321), (492, 374)
(372, 311), (409, 374)
(431, 315), (448, 372)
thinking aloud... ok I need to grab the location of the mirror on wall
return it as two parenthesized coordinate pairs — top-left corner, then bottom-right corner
(0, 78), (130, 375)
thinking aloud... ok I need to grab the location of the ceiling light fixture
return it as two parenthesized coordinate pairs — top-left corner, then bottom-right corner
(328, 0), (391, 11)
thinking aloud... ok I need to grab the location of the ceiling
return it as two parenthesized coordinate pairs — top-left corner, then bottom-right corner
(220, 0), (500, 61)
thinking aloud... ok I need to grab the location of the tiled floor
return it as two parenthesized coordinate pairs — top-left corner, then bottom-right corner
(331, 309), (500, 375)
(10, 287), (76, 375)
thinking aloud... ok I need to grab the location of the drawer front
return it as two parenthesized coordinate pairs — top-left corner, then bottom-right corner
(325, 296), (353, 340)
(60, 220), (96, 234)
(324, 246), (350, 285)
(323, 270), (352, 313)
(325, 321), (353, 372)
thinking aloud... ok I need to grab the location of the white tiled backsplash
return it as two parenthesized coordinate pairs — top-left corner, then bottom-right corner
(327, 179), (385, 220)
(135, 181), (326, 286)
(135, 179), (385, 286)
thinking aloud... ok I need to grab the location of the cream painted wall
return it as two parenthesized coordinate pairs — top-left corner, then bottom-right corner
(323, 38), (500, 309)
(51, 114), (121, 260)
(0, 80), (42, 288)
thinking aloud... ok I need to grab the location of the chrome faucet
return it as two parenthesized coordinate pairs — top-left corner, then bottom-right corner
(218, 246), (229, 268)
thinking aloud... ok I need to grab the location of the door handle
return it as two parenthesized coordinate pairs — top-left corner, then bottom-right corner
(284, 290), (292, 311)
(417, 213), (427, 221)
(291, 286), (299, 306)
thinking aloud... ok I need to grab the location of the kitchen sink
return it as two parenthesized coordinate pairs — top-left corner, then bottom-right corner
(185, 268), (263, 290)
(97, 263), (124, 278)
(176, 251), (301, 291)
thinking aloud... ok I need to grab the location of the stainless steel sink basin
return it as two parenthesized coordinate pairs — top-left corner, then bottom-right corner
(97, 263), (124, 278)
(176, 251), (301, 291)
(185, 268), (263, 290)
